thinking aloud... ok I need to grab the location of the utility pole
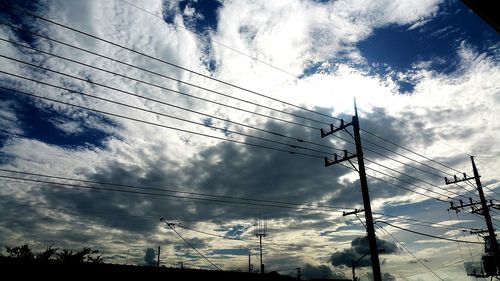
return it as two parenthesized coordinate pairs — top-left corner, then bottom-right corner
(320, 100), (382, 281)
(446, 156), (500, 277)
(248, 253), (253, 273)
(258, 234), (264, 274)
(255, 217), (267, 274)
(296, 267), (301, 280)
(157, 246), (161, 268)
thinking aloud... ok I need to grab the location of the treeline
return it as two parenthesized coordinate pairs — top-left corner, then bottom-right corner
(0, 244), (103, 263)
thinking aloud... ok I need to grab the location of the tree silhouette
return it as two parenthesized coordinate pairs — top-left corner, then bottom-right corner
(4, 244), (35, 260)
(2, 245), (102, 263)
(56, 247), (102, 263)
(35, 246), (58, 261)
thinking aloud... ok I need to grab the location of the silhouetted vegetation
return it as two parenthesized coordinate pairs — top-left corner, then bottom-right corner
(1, 244), (102, 263)
(0, 244), (297, 280)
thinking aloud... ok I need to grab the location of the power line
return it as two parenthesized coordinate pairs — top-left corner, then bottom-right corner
(454, 212), (479, 274)
(359, 139), (486, 206)
(375, 221), (483, 244)
(0, 200), (357, 251)
(379, 216), (469, 231)
(361, 129), (462, 174)
(365, 148), (444, 178)
(463, 180), (497, 202)
(3, 3), (486, 201)
(0, 168), (347, 212)
(364, 143), (480, 199)
(0, 2), (340, 123)
(0, 42), (318, 131)
(327, 128), (474, 198)
(0, 21), (328, 130)
(161, 219), (221, 271)
(363, 165), (452, 201)
(377, 224), (445, 281)
(358, 103), (473, 166)
(484, 185), (500, 197)
(170, 221), (355, 249)
(4, 48), (473, 202)
(323, 116), (467, 181)
(336, 162), (447, 202)
(0, 200), (173, 221)
(401, 252), (481, 279)
(0, 21), (475, 196)
(364, 158), (469, 200)
(0, 174), (347, 213)
(2, 170), (467, 239)
(365, 172), (446, 202)
(361, 135), (455, 177)
(1, 18), (470, 190)
(2, 0), (492, 225)
(174, 224), (247, 241)
(321, 130), (472, 200)
(1, 80), (450, 213)
(338, 163), (448, 203)
(359, 105), (485, 190)
(0, 86), (325, 160)
(447, 211), (467, 270)
(373, 212), (468, 230)
(0, 69), (340, 159)
(0, 38), (343, 153)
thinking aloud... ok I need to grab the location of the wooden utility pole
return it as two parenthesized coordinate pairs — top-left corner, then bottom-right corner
(320, 100), (382, 281)
(446, 156), (500, 277)
(157, 246), (160, 268)
(248, 253), (252, 273)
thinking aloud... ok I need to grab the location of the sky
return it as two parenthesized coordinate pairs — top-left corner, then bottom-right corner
(0, 0), (499, 280)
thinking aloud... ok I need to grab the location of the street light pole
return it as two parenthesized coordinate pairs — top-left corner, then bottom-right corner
(352, 249), (386, 281)
(352, 253), (369, 281)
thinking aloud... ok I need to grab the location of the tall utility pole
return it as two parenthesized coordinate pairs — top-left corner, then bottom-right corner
(255, 217), (267, 274)
(248, 253), (253, 273)
(157, 246), (161, 268)
(446, 156), (500, 277)
(320, 100), (382, 281)
(258, 234), (264, 274)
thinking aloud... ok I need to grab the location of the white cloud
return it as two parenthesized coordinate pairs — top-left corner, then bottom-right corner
(0, 0), (497, 279)
(50, 119), (85, 135)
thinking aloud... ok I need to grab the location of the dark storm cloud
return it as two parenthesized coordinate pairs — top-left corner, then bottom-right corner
(357, 106), (474, 178)
(0, 193), (139, 248)
(144, 247), (156, 266)
(22, 105), (448, 239)
(330, 236), (400, 268)
(38, 108), (353, 233)
(301, 263), (347, 280)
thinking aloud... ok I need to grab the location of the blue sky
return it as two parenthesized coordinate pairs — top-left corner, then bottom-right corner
(0, 1), (499, 280)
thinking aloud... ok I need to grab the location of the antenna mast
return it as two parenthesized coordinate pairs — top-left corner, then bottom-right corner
(255, 216), (267, 274)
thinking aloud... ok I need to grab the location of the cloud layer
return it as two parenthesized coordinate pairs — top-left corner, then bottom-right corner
(0, 0), (499, 279)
